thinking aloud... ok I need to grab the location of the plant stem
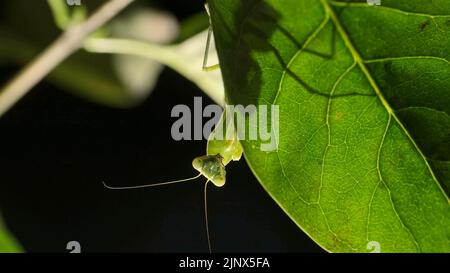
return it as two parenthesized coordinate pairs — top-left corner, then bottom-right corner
(84, 37), (225, 105)
(0, 0), (135, 117)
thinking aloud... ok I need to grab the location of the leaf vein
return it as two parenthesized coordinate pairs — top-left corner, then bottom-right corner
(375, 115), (421, 251)
(364, 56), (450, 65)
(273, 13), (330, 104)
(329, 1), (450, 18)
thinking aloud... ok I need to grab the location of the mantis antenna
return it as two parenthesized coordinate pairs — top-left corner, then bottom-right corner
(204, 180), (212, 253)
(102, 173), (202, 190)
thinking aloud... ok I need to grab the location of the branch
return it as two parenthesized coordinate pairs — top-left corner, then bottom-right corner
(0, 0), (135, 117)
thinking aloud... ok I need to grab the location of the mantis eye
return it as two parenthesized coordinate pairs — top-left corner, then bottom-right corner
(211, 175), (225, 188)
(192, 158), (204, 171)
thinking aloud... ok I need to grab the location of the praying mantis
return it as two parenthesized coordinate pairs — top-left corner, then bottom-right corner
(103, 4), (244, 253)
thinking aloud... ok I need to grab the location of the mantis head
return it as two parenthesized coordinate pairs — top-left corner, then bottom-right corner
(192, 154), (226, 187)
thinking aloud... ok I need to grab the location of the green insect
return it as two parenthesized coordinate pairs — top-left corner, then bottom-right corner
(103, 111), (243, 253)
(103, 4), (243, 252)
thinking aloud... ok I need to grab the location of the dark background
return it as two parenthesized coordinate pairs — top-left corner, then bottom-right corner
(0, 0), (323, 253)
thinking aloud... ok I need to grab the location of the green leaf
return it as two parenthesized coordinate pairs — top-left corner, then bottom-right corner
(209, 0), (450, 252)
(0, 214), (23, 253)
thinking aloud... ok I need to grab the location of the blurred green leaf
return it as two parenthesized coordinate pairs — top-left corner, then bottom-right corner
(177, 12), (210, 43)
(0, 29), (136, 108)
(70, 4), (87, 25)
(47, 0), (71, 29)
(1, 1), (224, 108)
(0, 214), (23, 253)
(1, 3), (178, 108)
(109, 8), (179, 99)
